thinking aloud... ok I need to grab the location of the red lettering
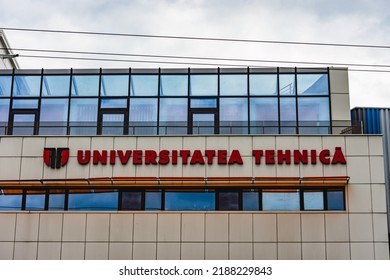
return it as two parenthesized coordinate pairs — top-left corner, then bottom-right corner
(252, 150), (264, 164)
(93, 150), (107, 165)
(332, 147), (347, 164)
(110, 150), (116, 165)
(180, 150), (191, 164)
(132, 150), (143, 165)
(319, 149), (330, 164)
(159, 150), (170, 165)
(205, 150), (216, 164)
(145, 150), (157, 165)
(229, 150), (243, 165)
(117, 150), (131, 165)
(172, 150), (178, 165)
(77, 150), (90, 165)
(294, 150), (308, 164)
(277, 150), (291, 164)
(190, 150), (205, 165)
(217, 150), (227, 164)
(265, 150), (275, 164)
(311, 150), (317, 164)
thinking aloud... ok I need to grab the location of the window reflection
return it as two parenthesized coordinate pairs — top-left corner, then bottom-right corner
(327, 190), (344, 210)
(159, 98), (187, 134)
(101, 75), (129, 96)
(130, 75), (158, 96)
(13, 76), (41, 96)
(303, 191), (324, 210)
(42, 76), (70, 96)
(190, 75), (218, 96)
(145, 191), (162, 210)
(129, 98), (158, 135)
(0, 76), (12, 96)
(71, 75), (99, 96)
(220, 98), (248, 134)
(262, 189), (300, 211)
(165, 192), (215, 210)
(250, 98), (278, 133)
(297, 74), (328, 95)
(0, 99), (9, 135)
(220, 74), (247, 96)
(25, 190), (46, 211)
(69, 98), (98, 135)
(68, 190), (118, 211)
(250, 74), (277, 95)
(0, 189), (22, 210)
(48, 190), (66, 210)
(40, 98), (68, 135)
(243, 191), (259, 210)
(279, 74), (296, 95)
(160, 75), (188, 96)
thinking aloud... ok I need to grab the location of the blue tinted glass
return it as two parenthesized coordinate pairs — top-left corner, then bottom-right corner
(303, 191), (324, 210)
(280, 98), (296, 126)
(297, 74), (328, 95)
(0, 190), (22, 210)
(250, 74), (277, 95)
(262, 190), (300, 211)
(13, 76), (41, 96)
(12, 114), (35, 135)
(279, 74), (296, 95)
(191, 98), (217, 108)
(12, 99), (39, 109)
(250, 98), (278, 125)
(165, 192), (215, 210)
(40, 98), (68, 135)
(71, 75), (99, 96)
(0, 99), (10, 135)
(101, 75), (129, 96)
(218, 192), (239, 210)
(220, 98), (248, 134)
(160, 75), (188, 96)
(25, 193), (45, 210)
(327, 191), (344, 210)
(298, 97), (330, 123)
(220, 74), (247, 96)
(130, 75), (158, 96)
(159, 98), (187, 134)
(145, 192), (161, 210)
(69, 98), (98, 135)
(68, 191), (118, 210)
(0, 76), (12, 96)
(101, 98), (127, 108)
(243, 192), (259, 210)
(42, 76), (70, 96)
(190, 75), (217, 96)
(48, 193), (65, 210)
(129, 98), (158, 135)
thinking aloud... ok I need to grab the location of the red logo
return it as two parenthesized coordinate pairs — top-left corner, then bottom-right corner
(43, 148), (69, 169)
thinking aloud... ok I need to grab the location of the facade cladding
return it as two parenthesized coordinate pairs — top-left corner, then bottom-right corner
(0, 67), (388, 260)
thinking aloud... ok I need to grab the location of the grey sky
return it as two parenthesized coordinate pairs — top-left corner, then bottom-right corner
(1, 0), (390, 108)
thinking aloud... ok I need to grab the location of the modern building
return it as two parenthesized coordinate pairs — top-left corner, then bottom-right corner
(0, 30), (19, 70)
(0, 67), (388, 260)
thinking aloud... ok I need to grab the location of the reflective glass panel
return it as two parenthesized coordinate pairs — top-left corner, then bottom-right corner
(0, 76), (12, 96)
(71, 75), (99, 96)
(250, 74), (277, 95)
(40, 98), (68, 135)
(220, 74), (247, 96)
(42, 76), (70, 96)
(243, 191), (259, 210)
(297, 74), (328, 95)
(130, 75), (158, 96)
(220, 98), (248, 134)
(303, 191), (324, 210)
(102, 114), (124, 135)
(298, 97), (330, 123)
(0, 99), (9, 135)
(121, 191), (142, 210)
(250, 98), (278, 129)
(192, 113), (215, 135)
(129, 98), (158, 135)
(190, 98), (217, 108)
(68, 191), (118, 210)
(218, 192), (240, 210)
(101, 75), (129, 96)
(0, 190), (22, 210)
(327, 190), (344, 210)
(69, 98), (98, 135)
(25, 191), (45, 211)
(159, 98), (187, 134)
(190, 75), (218, 96)
(145, 192), (162, 210)
(279, 74), (296, 95)
(165, 192), (215, 210)
(262, 190), (300, 211)
(160, 75), (188, 96)
(13, 76), (41, 96)
(12, 99), (39, 109)
(48, 190), (65, 210)
(12, 114), (35, 135)
(101, 98), (127, 108)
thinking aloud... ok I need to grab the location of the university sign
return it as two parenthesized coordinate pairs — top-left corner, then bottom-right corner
(43, 147), (346, 169)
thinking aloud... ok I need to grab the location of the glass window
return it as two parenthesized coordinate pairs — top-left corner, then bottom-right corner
(0, 75), (12, 96)
(12, 114), (36, 135)
(12, 99), (39, 109)
(250, 98), (278, 132)
(145, 191), (162, 210)
(130, 75), (158, 96)
(69, 98), (98, 135)
(297, 74), (328, 95)
(0, 189), (22, 210)
(250, 74), (277, 95)
(160, 75), (188, 96)
(190, 75), (218, 96)
(243, 191), (259, 210)
(0, 99), (9, 135)
(71, 75), (99, 96)
(42, 75), (70, 96)
(48, 190), (65, 210)
(165, 192), (215, 210)
(122, 191), (143, 210)
(101, 98), (127, 108)
(262, 189), (300, 211)
(68, 190), (118, 210)
(25, 190), (46, 211)
(303, 190), (324, 210)
(190, 98), (217, 108)
(159, 98), (187, 135)
(279, 74), (296, 95)
(220, 74), (247, 96)
(327, 190), (344, 210)
(280, 97), (296, 127)
(40, 98), (68, 135)
(13, 76), (41, 96)
(129, 98), (158, 135)
(298, 97), (330, 124)
(101, 75), (129, 96)
(218, 191), (240, 210)
(220, 98), (248, 134)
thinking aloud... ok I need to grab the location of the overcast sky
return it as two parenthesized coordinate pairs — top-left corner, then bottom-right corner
(1, 0), (390, 108)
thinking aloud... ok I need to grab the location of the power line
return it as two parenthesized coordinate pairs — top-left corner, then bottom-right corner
(2, 26), (390, 50)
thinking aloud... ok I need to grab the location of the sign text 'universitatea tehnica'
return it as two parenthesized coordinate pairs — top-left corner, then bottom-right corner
(43, 147), (346, 169)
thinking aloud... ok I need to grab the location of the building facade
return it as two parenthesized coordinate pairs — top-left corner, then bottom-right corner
(0, 67), (388, 260)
